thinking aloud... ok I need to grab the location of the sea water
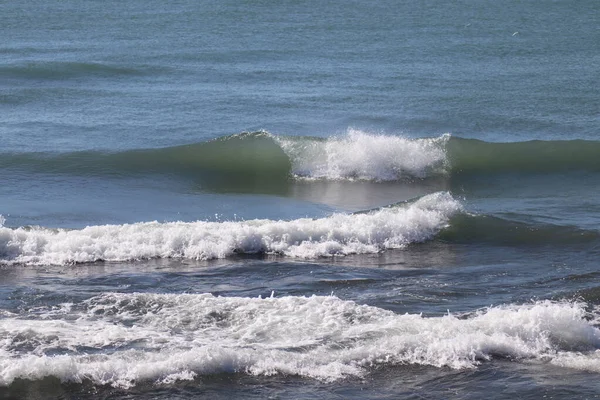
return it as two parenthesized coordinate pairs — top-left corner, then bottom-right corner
(1, 0), (600, 398)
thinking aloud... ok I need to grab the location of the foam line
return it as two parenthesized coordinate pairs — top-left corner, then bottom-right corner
(0, 295), (598, 388)
(0, 192), (461, 266)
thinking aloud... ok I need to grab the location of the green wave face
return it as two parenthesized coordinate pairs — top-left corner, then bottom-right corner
(437, 213), (600, 248)
(447, 137), (600, 174)
(2, 131), (599, 193)
(130, 132), (292, 181)
(0, 132), (293, 193)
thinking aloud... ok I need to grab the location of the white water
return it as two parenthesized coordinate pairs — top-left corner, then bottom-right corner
(0, 294), (598, 388)
(0, 192), (461, 266)
(277, 129), (449, 181)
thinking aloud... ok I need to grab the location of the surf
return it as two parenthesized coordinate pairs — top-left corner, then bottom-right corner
(0, 293), (598, 388)
(3, 191), (599, 267)
(0, 192), (462, 266)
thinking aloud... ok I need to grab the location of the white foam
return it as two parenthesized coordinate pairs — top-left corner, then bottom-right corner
(277, 129), (449, 181)
(0, 192), (461, 266)
(551, 351), (600, 372)
(0, 295), (598, 388)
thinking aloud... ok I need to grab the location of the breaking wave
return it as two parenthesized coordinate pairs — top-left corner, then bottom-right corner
(0, 192), (462, 266)
(0, 294), (598, 388)
(3, 191), (599, 266)
(276, 129), (449, 180)
(3, 130), (598, 187)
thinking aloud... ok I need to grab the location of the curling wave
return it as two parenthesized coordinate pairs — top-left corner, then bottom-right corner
(277, 129), (449, 180)
(2, 130), (599, 186)
(447, 136), (600, 174)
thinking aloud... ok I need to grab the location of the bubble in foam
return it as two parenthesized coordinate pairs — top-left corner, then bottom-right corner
(0, 295), (599, 388)
(277, 129), (450, 181)
(0, 192), (462, 266)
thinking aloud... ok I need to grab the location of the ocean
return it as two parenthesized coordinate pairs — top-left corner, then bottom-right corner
(1, 0), (599, 398)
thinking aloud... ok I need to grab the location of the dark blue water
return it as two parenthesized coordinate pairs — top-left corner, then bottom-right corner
(1, 1), (600, 398)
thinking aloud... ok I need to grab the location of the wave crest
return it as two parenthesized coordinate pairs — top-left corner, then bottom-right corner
(0, 192), (461, 266)
(2, 131), (599, 190)
(278, 129), (449, 181)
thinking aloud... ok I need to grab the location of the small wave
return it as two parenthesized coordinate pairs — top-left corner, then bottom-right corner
(0, 61), (152, 80)
(0, 192), (461, 266)
(278, 132), (600, 177)
(0, 294), (598, 388)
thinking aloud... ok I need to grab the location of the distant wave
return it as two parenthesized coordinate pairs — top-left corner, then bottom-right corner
(0, 61), (154, 80)
(0, 294), (598, 388)
(2, 130), (599, 187)
(0, 192), (462, 266)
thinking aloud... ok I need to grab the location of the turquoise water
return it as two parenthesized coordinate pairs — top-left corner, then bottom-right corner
(1, 1), (600, 398)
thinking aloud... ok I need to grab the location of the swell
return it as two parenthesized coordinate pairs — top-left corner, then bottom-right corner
(447, 137), (600, 174)
(2, 131), (599, 187)
(0, 132), (293, 191)
(438, 214), (600, 247)
(0, 61), (155, 80)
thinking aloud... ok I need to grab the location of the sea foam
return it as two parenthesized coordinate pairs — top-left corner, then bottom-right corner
(277, 129), (449, 181)
(0, 192), (461, 266)
(0, 294), (598, 388)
